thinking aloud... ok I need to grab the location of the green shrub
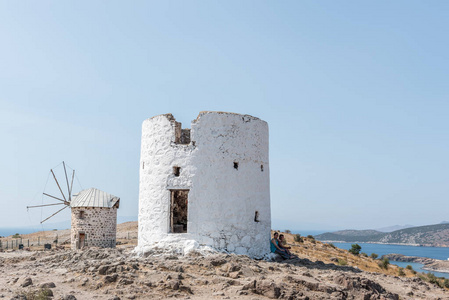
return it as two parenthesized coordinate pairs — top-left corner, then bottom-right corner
(337, 258), (347, 266)
(348, 244), (361, 255)
(370, 253), (378, 259)
(285, 229), (291, 234)
(307, 235), (315, 240)
(427, 273), (442, 287)
(378, 258), (389, 269)
(12, 233), (21, 239)
(328, 243), (336, 249)
(360, 252), (368, 257)
(398, 267), (405, 276)
(294, 234), (303, 243)
(443, 279), (449, 288)
(406, 265), (413, 270)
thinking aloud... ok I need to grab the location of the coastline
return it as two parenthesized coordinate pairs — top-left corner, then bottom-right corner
(317, 240), (449, 248)
(383, 254), (449, 275)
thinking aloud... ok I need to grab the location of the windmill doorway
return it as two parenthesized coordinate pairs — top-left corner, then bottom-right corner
(170, 190), (189, 233)
(78, 233), (86, 249)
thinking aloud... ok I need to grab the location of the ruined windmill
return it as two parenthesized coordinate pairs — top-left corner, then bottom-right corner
(28, 162), (120, 250)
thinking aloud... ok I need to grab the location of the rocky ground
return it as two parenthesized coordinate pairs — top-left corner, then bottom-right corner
(1, 245), (449, 300)
(1, 224), (449, 299)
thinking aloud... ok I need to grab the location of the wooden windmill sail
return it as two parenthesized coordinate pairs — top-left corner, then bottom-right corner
(27, 161), (75, 223)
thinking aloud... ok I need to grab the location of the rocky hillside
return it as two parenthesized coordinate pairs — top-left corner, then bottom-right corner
(315, 223), (449, 247)
(1, 235), (449, 299)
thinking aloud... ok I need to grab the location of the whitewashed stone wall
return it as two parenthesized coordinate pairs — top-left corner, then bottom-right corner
(71, 207), (117, 249)
(137, 112), (271, 258)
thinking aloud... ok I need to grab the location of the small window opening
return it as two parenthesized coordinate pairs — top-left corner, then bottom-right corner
(260, 164), (264, 172)
(79, 211), (85, 219)
(254, 211), (260, 222)
(234, 162), (239, 170)
(173, 166), (181, 177)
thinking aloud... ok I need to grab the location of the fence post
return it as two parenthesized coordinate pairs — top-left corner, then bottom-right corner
(38, 237), (40, 246)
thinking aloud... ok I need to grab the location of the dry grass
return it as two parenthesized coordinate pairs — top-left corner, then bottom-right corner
(275, 230), (418, 277)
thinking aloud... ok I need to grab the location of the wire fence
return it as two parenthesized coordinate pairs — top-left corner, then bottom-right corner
(0, 237), (61, 250)
(0, 232), (138, 251)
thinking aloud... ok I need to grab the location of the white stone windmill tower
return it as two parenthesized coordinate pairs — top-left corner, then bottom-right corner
(136, 112), (271, 258)
(28, 162), (120, 249)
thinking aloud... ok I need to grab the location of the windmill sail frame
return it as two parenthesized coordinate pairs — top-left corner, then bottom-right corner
(27, 161), (75, 223)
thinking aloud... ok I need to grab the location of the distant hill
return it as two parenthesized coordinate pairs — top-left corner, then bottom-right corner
(375, 224), (415, 233)
(315, 223), (449, 247)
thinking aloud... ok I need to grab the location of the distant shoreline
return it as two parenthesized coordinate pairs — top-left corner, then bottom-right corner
(318, 240), (449, 248)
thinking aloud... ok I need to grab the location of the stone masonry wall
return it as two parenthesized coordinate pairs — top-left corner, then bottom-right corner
(71, 207), (117, 249)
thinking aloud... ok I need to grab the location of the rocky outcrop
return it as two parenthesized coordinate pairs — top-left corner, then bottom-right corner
(383, 253), (449, 273)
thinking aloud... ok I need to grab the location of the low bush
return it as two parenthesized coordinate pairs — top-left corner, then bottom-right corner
(337, 258), (347, 266)
(370, 253), (378, 259)
(378, 257), (389, 269)
(360, 252), (368, 257)
(443, 279), (449, 288)
(349, 244), (361, 255)
(294, 234), (303, 243)
(285, 229), (291, 234)
(426, 273), (442, 287)
(398, 267), (405, 276)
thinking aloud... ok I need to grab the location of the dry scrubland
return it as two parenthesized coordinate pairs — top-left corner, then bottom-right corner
(0, 223), (448, 299)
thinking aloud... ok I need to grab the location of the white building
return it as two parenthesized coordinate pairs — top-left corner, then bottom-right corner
(71, 188), (120, 249)
(137, 111), (271, 258)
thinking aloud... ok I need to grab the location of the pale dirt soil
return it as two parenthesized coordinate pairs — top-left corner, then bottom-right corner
(0, 224), (448, 300)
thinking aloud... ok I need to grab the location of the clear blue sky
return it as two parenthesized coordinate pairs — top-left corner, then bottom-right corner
(1, 1), (448, 232)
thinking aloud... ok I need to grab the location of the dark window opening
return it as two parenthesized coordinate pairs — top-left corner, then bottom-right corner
(254, 211), (260, 222)
(260, 164), (264, 172)
(173, 166), (181, 177)
(170, 190), (189, 233)
(79, 211), (85, 219)
(234, 162), (239, 170)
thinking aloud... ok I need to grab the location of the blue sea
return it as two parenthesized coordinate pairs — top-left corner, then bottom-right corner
(0, 227), (42, 237)
(333, 242), (449, 278)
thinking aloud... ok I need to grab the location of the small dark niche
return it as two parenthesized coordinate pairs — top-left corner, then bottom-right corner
(254, 211), (260, 222)
(234, 162), (239, 170)
(260, 164), (264, 172)
(173, 166), (181, 177)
